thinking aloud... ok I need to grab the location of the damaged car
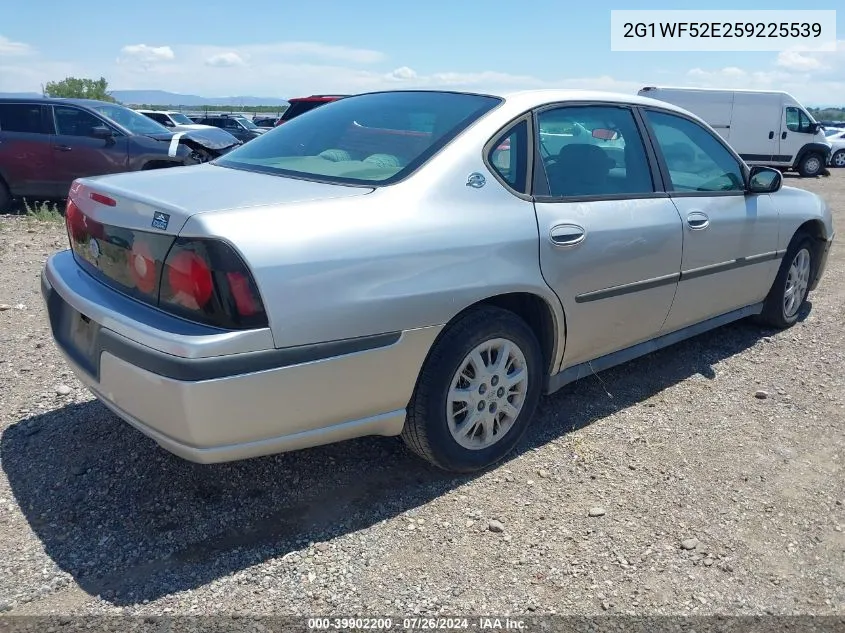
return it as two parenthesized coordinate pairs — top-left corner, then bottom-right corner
(0, 98), (242, 212)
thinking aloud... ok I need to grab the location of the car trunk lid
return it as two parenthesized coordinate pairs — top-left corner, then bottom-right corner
(71, 163), (375, 235)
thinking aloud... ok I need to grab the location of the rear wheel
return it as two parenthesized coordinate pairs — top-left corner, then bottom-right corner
(401, 305), (543, 473)
(798, 152), (823, 177)
(757, 232), (814, 329)
(832, 150), (845, 169)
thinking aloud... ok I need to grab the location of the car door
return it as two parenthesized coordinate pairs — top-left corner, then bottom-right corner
(531, 103), (684, 368)
(778, 106), (816, 165)
(51, 105), (129, 192)
(641, 108), (781, 333)
(0, 102), (55, 198)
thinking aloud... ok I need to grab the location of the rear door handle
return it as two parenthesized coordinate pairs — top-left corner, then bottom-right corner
(549, 223), (586, 247)
(53, 144), (72, 152)
(686, 212), (710, 230)
(768, 131), (774, 139)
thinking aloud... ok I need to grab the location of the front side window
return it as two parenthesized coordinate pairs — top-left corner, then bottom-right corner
(645, 110), (745, 193)
(216, 91), (502, 185)
(785, 106), (814, 133)
(170, 112), (193, 125)
(54, 106), (108, 137)
(536, 105), (654, 197)
(89, 104), (167, 135)
(488, 120), (528, 194)
(0, 103), (45, 134)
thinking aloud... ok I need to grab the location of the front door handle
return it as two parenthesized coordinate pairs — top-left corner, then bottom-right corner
(549, 223), (586, 247)
(768, 131), (775, 139)
(53, 144), (72, 152)
(781, 131), (787, 140)
(686, 212), (710, 230)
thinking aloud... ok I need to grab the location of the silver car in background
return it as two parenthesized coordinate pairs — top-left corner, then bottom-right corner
(42, 89), (835, 473)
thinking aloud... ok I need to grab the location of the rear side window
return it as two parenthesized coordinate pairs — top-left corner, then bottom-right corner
(216, 91), (502, 185)
(0, 103), (45, 134)
(145, 112), (168, 124)
(536, 105), (654, 197)
(488, 120), (528, 194)
(280, 100), (328, 121)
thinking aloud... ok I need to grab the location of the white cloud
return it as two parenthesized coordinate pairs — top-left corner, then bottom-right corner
(0, 35), (32, 56)
(118, 44), (175, 64)
(777, 50), (824, 72)
(386, 66), (417, 81)
(1, 37), (843, 107)
(205, 52), (246, 68)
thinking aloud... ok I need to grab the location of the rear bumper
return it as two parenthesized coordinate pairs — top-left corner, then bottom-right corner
(41, 251), (440, 463)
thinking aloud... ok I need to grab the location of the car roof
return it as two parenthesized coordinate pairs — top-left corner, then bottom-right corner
(330, 88), (697, 117)
(0, 97), (118, 107)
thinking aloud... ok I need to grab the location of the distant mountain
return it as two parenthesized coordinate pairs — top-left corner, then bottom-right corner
(111, 90), (289, 107)
(0, 89), (289, 107)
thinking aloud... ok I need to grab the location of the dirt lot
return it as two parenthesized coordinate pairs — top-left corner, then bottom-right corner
(0, 173), (843, 619)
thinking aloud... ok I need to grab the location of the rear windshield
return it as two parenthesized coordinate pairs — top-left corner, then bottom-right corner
(280, 99), (329, 121)
(215, 91), (502, 185)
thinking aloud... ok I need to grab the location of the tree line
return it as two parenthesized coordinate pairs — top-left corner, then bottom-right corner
(42, 76), (288, 113)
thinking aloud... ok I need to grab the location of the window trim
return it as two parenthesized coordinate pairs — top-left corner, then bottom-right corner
(51, 104), (126, 138)
(639, 105), (750, 199)
(481, 114), (535, 201)
(529, 101), (668, 204)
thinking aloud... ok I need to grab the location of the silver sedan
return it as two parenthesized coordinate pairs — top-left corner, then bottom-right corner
(41, 89), (835, 473)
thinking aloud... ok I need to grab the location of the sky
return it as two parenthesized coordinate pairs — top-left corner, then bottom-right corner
(0, 0), (843, 105)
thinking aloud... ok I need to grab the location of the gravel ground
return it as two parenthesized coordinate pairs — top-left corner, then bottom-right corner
(0, 174), (843, 619)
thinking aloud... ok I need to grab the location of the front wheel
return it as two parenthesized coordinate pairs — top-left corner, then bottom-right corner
(798, 153), (823, 177)
(757, 233), (814, 329)
(831, 150), (845, 169)
(401, 305), (543, 473)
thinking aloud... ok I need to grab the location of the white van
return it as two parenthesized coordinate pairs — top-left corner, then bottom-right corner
(638, 86), (831, 177)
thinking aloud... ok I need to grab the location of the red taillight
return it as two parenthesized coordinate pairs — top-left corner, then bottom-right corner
(128, 240), (157, 295)
(65, 198), (86, 243)
(159, 239), (267, 329)
(166, 249), (213, 310)
(226, 272), (260, 316)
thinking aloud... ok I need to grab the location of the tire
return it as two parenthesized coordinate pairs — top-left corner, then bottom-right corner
(797, 152), (823, 177)
(832, 150), (845, 169)
(0, 180), (11, 214)
(401, 305), (544, 473)
(757, 232), (814, 329)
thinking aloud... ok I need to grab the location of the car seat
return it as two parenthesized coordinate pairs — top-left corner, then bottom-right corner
(545, 144), (615, 196)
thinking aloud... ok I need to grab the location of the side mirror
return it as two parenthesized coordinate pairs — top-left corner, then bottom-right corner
(163, 120), (174, 127)
(747, 165), (783, 194)
(91, 125), (113, 139)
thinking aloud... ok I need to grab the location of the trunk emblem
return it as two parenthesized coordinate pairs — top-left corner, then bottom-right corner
(88, 239), (100, 260)
(152, 211), (170, 231)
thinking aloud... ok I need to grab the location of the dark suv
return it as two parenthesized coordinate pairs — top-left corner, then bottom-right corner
(191, 113), (266, 142)
(0, 98), (242, 212)
(275, 95), (348, 126)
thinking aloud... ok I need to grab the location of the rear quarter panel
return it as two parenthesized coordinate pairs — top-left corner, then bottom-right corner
(179, 146), (561, 353)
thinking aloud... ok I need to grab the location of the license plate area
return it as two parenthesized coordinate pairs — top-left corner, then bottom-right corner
(50, 295), (101, 380)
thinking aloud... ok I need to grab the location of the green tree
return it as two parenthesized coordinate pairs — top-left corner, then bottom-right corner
(44, 76), (116, 102)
